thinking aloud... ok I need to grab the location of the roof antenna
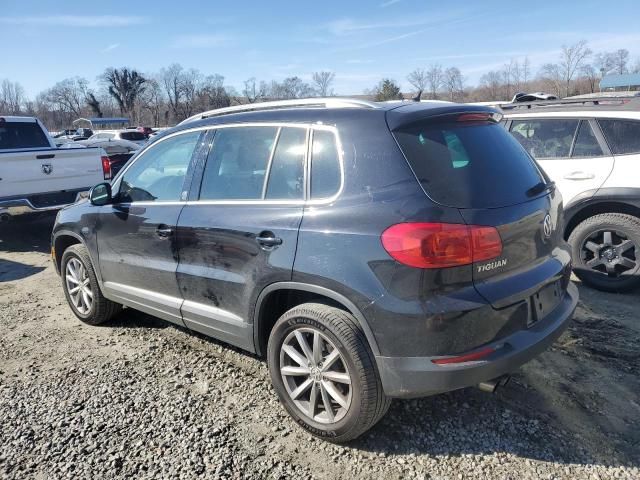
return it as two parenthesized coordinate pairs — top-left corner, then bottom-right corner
(412, 90), (422, 102)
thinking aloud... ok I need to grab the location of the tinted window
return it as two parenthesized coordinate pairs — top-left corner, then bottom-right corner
(200, 126), (278, 200)
(118, 131), (200, 202)
(572, 121), (603, 157)
(0, 122), (50, 149)
(310, 130), (341, 199)
(120, 131), (147, 141)
(510, 119), (579, 158)
(598, 119), (640, 155)
(266, 127), (306, 200)
(395, 121), (546, 209)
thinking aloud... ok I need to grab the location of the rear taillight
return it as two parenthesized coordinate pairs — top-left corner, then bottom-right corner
(101, 156), (112, 180)
(381, 223), (502, 269)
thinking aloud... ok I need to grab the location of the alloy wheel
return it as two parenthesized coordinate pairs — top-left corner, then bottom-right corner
(279, 327), (352, 424)
(65, 257), (93, 314)
(581, 229), (639, 277)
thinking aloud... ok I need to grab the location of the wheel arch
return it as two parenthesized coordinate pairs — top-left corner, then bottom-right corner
(53, 231), (84, 274)
(253, 282), (380, 358)
(564, 189), (640, 239)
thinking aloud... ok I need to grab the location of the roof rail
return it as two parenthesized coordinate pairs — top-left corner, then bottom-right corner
(178, 97), (380, 125)
(499, 94), (640, 111)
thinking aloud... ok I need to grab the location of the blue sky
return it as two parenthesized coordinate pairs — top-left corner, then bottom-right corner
(2, 0), (640, 97)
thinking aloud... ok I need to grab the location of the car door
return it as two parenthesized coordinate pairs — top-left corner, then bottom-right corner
(509, 118), (613, 204)
(175, 125), (307, 350)
(597, 118), (640, 189)
(96, 129), (205, 325)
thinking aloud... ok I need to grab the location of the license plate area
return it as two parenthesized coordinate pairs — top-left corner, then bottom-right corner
(529, 281), (562, 327)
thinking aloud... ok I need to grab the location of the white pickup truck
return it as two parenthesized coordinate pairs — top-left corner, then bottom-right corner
(0, 116), (110, 221)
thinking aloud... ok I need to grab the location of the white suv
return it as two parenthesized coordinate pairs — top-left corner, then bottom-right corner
(502, 97), (640, 292)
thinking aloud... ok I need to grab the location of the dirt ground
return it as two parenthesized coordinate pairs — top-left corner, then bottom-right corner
(0, 214), (638, 479)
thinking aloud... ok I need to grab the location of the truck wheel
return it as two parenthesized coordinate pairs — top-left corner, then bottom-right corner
(61, 244), (121, 325)
(568, 213), (640, 292)
(267, 303), (390, 443)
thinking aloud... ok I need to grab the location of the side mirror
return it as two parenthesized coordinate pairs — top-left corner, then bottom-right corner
(89, 182), (112, 206)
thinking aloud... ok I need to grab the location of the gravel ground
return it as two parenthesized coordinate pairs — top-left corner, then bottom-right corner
(1, 215), (639, 480)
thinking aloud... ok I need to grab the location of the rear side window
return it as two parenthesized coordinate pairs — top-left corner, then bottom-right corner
(120, 131), (146, 141)
(598, 119), (640, 155)
(395, 121), (545, 209)
(200, 126), (278, 200)
(509, 119), (579, 159)
(0, 122), (50, 149)
(310, 130), (341, 199)
(265, 127), (306, 200)
(572, 121), (604, 157)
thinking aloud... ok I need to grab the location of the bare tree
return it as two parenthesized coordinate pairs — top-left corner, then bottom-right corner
(138, 78), (164, 126)
(443, 67), (464, 101)
(312, 71), (335, 96)
(0, 79), (25, 114)
(44, 77), (89, 117)
(522, 56), (531, 85)
(612, 49), (630, 75)
(479, 70), (503, 100)
(407, 68), (428, 98)
(559, 40), (592, 96)
(160, 63), (184, 120)
(581, 64), (599, 93)
(632, 58), (640, 74)
(198, 74), (231, 110)
(102, 68), (147, 119)
(86, 92), (103, 118)
(539, 63), (563, 97)
(242, 77), (266, 103)
(268, 77), (313, 99)
(425, 64), (443, 99)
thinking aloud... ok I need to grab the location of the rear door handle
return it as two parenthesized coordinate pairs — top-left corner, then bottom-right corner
(156, 225), (173, 237)
(256, 232), (282, 248)
(37, 154), (55, 160)
(564, 171), (595, 180)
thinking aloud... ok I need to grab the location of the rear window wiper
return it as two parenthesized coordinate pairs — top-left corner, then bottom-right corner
(526, 181), (555, 197)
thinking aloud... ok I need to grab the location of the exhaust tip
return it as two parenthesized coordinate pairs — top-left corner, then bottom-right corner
(477, 375), (510, 393)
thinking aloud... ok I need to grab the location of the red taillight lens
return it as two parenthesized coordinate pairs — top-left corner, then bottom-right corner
(381, 223), (502, 269)
(101, 156), (112, 180)
(431, 346), (496, 365)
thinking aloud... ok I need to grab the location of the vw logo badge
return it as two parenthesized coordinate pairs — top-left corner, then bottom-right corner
(543, 214), (553, 239)
(42, 164), (53, 175)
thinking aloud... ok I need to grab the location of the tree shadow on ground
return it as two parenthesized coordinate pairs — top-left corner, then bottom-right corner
(0, 258), (46, 282)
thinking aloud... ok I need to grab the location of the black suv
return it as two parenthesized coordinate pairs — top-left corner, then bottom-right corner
(52, 99), (578, 442)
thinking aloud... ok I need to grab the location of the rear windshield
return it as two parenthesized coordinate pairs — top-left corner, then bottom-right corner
(0, 121), (50, 149)
(120, 131), (146, 141)
(394, 121), (546, 208)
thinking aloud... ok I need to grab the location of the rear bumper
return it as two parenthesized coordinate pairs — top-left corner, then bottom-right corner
(0, 189), (88, 218)
(375, 282), (578, 398)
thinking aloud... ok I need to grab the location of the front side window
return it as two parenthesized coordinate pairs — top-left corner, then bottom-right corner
(118, 131), (201, 202)
(572, 121), (604, 158)
(598, 119), (640, 155)
(199, 126), (278, 200)
(310, 129), (341, 199)
(510, 119), (579, 159)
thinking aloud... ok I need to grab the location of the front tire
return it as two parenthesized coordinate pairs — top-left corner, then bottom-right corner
(267, 303), (390, 443)
(61, 244), (121, 325)
(568, 213), (640, 292)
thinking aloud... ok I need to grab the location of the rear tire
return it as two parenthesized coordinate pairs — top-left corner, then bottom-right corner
(61, 244), (121, 325)
(267, 303), (390, 442)
(568, 213), (640, 292)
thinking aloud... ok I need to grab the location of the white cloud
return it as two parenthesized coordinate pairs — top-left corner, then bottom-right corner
(171, 34), (231, 49)
(0, 15), (146, 27)
(102, 43), (120, 53)
(380, 0), (402, 6)
(325, 10), (469, 36)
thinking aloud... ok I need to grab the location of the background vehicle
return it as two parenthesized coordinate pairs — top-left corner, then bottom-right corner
(52, 98), (577, 442)
(501, 96), (640, 292)
(0, 115), (111, 221)
(88, 129), (148, 146)
(75, 137), (140, 176)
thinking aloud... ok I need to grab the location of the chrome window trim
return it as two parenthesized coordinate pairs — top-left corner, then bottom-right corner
(112, 121), (344, 207)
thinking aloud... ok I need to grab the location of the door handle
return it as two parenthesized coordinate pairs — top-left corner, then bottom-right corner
(256, 232), (282, 248)
(563, 171), (595, 180)
(37, 154), (55, 160)
(156, 225), (173, 238)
